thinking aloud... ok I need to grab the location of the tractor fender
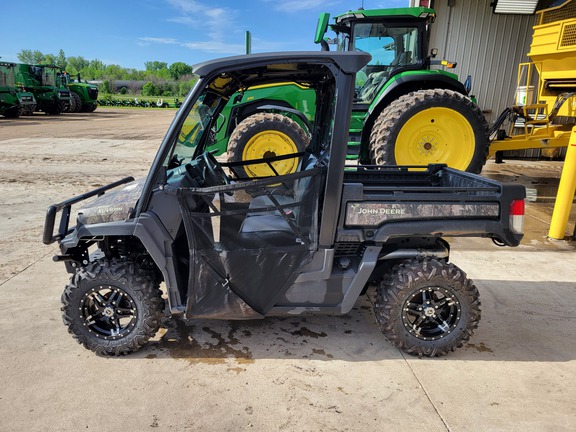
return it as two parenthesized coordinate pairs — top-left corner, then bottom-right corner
(226, 98), (307, 136)
(362, 72), (468, 151)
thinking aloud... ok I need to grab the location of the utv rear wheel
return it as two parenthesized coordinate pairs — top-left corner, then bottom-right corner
(374, 258), (480, 357)
(369, 89), (489, 174)
(61, 259), (164, 355)
(227, 112), (309, 178)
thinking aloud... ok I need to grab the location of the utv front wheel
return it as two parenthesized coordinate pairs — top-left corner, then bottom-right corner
(374, 258), (480, 357)
(227, 112), (309, 178)
(369, 89), (489, 174)
(61, 260), (164, 355)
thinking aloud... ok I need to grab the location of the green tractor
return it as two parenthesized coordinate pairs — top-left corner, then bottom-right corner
(209, 6), (488, 175)
(15, 64), (71, 115)
(0, 62), (36, 118)
(61, 72), (98, 113)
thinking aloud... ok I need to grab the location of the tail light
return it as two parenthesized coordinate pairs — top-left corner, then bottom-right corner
(510, 199), (525, 234)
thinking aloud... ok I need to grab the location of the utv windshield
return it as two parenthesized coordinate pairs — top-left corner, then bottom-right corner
(165, 90), (222, 170)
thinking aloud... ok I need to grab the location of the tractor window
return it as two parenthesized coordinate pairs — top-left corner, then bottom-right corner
(0, 66), (14, 87)
(352, 23), (418, 67)
(42, 69), (56, 87)
(352, 23), (419, 102)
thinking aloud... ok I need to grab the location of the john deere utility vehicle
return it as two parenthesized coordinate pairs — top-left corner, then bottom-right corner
(15, 64), (71, 115)
(44, 51), (525, 358)
(0, 62), (36, 118)
(61, 72), (98, 113)
(210, 6), (488, 175)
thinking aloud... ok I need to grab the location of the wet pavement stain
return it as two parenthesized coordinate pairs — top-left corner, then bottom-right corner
(153, 318), (254, 366)
(467, 342), (494, 353)
(312, 348), (334, 359)
(288, 327), (328, 339)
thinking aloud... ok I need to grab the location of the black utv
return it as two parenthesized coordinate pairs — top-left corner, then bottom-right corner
(44, 51), (525, 357)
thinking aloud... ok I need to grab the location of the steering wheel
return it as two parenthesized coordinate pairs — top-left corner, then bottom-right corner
(201, 151), (230, 186)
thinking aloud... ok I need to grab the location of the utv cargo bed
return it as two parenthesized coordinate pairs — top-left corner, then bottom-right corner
(338, 164), (525, 246)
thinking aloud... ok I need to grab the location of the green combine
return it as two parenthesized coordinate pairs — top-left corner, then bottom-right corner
(15, 64), (71, 115)
(0, 62), (36, 118)
(208, 6), (488, 174)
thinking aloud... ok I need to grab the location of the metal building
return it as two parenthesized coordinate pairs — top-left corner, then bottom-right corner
(415, 0), (537, 126)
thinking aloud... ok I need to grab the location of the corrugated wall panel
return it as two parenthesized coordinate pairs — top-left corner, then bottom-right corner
(429, 0), (536, 125)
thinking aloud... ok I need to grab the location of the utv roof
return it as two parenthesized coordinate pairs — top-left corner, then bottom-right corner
(192, 51), (371, 77)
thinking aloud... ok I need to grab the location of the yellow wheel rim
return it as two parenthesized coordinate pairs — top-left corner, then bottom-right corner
(242, 130), (299, 177)
(395, 107), (475, 170)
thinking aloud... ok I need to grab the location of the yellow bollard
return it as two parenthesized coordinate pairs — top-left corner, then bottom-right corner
(549, 126), (576, 239)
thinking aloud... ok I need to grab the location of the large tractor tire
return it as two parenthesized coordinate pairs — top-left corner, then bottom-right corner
(61, 259), (164, 356)
(64, 94), (76, 112)
(2, 106), (22, 118)
(43, 101), (64, 115)
(227, 112), (310, 178)
(369, 89), (489, 174)
(82, 102), (97, 113)
(71, 92), (82, 113)
(374, 258), (481, 357)
(22, 104), (36, 116)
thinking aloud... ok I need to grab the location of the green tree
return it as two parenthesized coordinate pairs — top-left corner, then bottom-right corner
(141, 82), (159, 96)
(104, 64), (124, 80)
(17, 49), (45, 64)
(179, 78), (197, 96)
(44, 54), (56, 65)
(57, 49), (67, 69)
(101, 80), (114, 94)
(144, 61), (168, 71)
(67, 56), (90, 74)
(89, 59), (105, 71)
(169, 62), (193, 80)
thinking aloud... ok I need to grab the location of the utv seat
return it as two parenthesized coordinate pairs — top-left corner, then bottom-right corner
(238, 153), (319, 247)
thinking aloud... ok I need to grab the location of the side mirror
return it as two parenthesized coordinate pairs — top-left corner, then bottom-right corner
(315, 13), (331, 51)
(430, 48), (439, 58)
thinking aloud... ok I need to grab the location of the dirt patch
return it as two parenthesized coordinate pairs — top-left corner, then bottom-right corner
(0, 109), (174, 282)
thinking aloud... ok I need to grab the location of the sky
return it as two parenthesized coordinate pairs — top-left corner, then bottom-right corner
(0, 0), (408, 70)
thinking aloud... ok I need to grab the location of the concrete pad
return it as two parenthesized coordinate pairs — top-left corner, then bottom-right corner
(2, 111), (576, 431)
(0, 255), (447, 431)
(1, 247), (576, 431)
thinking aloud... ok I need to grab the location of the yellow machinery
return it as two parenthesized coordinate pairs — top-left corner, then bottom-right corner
(490, 0), (576, 157)
(490, 0), (576, 239)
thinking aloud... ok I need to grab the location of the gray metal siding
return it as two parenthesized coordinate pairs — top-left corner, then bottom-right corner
(429, 0), (536, 125)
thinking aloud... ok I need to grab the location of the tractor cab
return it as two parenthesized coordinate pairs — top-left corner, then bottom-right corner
(315, 8), (435, 103)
